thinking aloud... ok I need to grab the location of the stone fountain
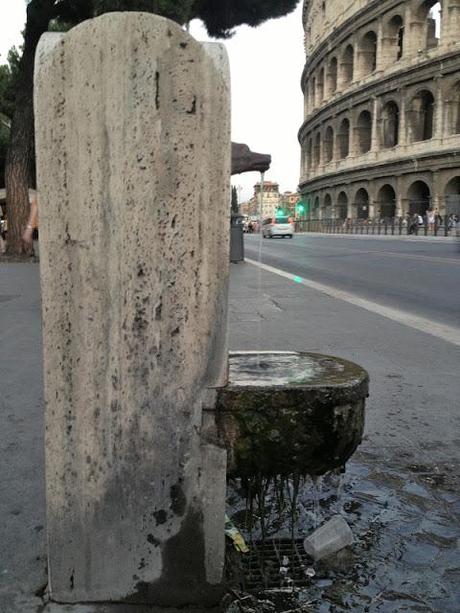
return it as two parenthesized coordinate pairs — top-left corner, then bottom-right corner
(35, 13), (368, 610)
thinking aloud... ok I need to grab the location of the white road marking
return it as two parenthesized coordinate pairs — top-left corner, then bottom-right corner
(246, 258), (460, 347)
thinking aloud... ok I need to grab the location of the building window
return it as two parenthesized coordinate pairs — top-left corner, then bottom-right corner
(408, 90), (435, 142)
(359, 31), (377, 76)
(381, 101), (399, 148)
(356, 110), (372, 153)
(314, 132), (321, 166)
(338, 118), (350, 158)
(317, 67), (325, 103)
(387, 15), (404, 62)
(416, 1), (441, 50)
(327, 57), (338, 95)
(324, 126), (334, 162)
(341, 45), (354, 85)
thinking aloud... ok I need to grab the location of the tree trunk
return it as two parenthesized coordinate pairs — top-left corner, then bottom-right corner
(4, 0), (54, 255)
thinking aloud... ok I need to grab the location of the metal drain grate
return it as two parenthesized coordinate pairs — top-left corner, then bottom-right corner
(240, 539), (314, 590)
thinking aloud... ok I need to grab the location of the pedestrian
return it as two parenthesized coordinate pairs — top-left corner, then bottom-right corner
(409, 213), (418, 234)
(427, 209), (435, 232)
(434, 208), (442, 226)
(22, 190), (39, 256)
(0, 205), (6, 254)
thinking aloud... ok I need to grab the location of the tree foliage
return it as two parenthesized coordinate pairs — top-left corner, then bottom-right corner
(93, 0), (300, 37)
(0, 48), (21, 121)
(231, 185), (239, 215)
(4, 0), (300, 254)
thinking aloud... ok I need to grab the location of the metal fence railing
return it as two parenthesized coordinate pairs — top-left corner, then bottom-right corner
(295, 217), (458, 237)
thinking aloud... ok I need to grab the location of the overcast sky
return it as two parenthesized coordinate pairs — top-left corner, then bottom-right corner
(1, 2), (305, 202)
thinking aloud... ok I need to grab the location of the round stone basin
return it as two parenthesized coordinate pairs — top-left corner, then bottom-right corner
(216, 351), (369, 478)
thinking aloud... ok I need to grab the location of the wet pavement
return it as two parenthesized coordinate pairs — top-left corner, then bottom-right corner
(224, 447), (460, 612)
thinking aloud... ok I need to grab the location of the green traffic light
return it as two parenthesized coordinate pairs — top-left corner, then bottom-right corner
(296, 201), (306, 214)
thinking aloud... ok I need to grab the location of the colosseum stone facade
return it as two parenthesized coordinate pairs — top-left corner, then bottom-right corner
(298, 0), (460, 221)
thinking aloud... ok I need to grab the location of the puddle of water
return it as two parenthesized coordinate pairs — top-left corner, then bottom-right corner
(225, 450), (460, 612)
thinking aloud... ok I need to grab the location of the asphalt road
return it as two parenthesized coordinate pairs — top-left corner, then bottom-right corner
(1, 256), (459, 612)
(243, 233), (460, 329)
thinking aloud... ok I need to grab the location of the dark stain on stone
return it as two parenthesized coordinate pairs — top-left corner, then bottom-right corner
(171, 326), (180, 337)
(147, 533), (160, 546)
(170, 482), (186, 516)
(138, 557), (146, 570)
(155, 71), (160, 109)
(186, 96), (196, 114)
(153, 509), (167, 525)
(69, 569), (75, 591)
(124, 507), (224, 606)
(137, 265), (145, 277)
(155, 299), (162, 321)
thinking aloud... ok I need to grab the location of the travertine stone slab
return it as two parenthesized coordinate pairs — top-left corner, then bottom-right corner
(35, 13), (230, 606)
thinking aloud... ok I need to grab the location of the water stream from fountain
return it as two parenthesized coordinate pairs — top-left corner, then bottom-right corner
(256, 171), (265, 368)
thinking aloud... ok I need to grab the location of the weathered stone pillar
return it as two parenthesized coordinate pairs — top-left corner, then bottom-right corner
(371, 97), (379, 153)
(35, 13), (230, 607)
(398, 89), (407, 149)
(434, 78), (444, 141)
(443, 1), (460, 46)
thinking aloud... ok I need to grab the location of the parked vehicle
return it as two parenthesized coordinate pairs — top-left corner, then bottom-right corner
(262, 216), (294, 239)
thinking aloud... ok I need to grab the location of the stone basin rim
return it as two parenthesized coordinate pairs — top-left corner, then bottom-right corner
(226, 350), (369, 390)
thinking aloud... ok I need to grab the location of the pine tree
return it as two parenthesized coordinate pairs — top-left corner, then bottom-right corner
(231, 186), (239, 215)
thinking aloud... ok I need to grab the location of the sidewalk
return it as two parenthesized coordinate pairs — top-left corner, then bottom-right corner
(1, 261), (459, 612)
(296, 231), (458, 242)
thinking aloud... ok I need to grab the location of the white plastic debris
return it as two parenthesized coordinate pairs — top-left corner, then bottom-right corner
(303, 514), (354, 561)
(305, 567), (316, 577)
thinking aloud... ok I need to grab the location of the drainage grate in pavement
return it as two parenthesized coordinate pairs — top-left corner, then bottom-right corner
(240, 539), (313, 590)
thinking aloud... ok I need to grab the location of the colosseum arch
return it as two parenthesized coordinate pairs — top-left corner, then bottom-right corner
(337, 117), (350, 158)
(381, 101), (400, 148)
(311, 76), (316, 108)
(326, 57), (338, 96)
(415, 0), (442, 50)
(313, 195), (321, 218)
(306, 137), (313, 171)
(377, 184), (397, 218)
(358, 31), (378, 77)
(384, 14), (405, 63)
(408, 180), (431, 215)
(314, 132), (321, 166)
(446, 81), (460, 135)
(337, 191), (348, 219)
(323, 193), (333, 218)
(354, 188), (369, 219)
(407, 89), (435, 142)
(317, 67), (325, 104)
(340, 45), (354, 87)
(444, 176), (460, 214)
(324, 125), (334, 162)
(356, 110), (372, 154)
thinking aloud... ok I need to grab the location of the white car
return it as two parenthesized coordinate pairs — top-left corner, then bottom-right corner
(262, 216), (294, 239)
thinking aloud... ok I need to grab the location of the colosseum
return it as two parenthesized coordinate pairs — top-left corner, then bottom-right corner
(298, 0), (460, 222)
